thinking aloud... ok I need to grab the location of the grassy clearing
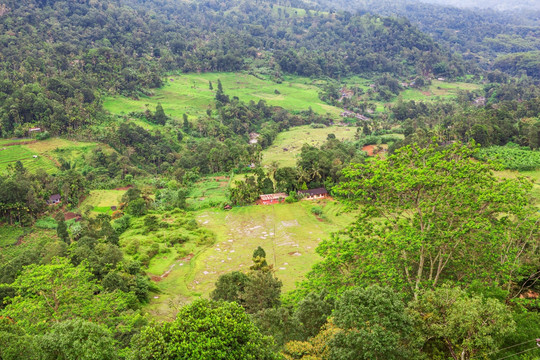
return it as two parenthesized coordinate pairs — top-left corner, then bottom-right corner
(398, 80), (481, 102)
(80, 190), (127, 213)
(23, 138), (94, 153)
(0, 226), (25, 247)
(186, 176), (230, 210)
(0, 146), (58, 174)
(104, 72), (342, 120)
(0, 138), (99, 174)
(145, 200), (355, 319)
(271, 5), (308, 17)
(119, 211), (217, 319)
(0, 138), (35, 146)
(261, 125), (357, 167)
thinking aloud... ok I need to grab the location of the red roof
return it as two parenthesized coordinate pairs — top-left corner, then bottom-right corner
(260, 193), (288, 201)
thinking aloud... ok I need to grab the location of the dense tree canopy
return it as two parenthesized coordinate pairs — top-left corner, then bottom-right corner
(306, 142), (539, 297)
(129, 299), (280, 360)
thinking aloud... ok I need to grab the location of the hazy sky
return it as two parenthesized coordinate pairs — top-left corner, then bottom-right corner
(418, 0), (540, 11)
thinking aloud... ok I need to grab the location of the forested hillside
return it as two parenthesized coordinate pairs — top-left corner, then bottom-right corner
(1, 0), (539, 359)
(0, 0), (465, 137)
(314, 0), (540, 74)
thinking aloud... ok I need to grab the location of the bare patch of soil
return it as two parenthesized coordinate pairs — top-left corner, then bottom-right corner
(362, 145), (376, 156)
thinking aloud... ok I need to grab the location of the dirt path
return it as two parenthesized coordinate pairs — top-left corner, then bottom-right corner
(1, 140), (37, 147)
(150, 253), (195, 282)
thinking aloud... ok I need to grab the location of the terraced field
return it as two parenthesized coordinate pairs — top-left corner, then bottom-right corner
(0, 145), (58, 173)
(0, 138), (98, 174)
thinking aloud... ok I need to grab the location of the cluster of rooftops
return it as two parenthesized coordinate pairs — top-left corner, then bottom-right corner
(259, 188), (328, 205)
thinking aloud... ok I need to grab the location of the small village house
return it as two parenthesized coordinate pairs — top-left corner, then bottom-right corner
(47, 194), (61, 205)
(259, 193), (287, 205)
(298, 188), (328, 200)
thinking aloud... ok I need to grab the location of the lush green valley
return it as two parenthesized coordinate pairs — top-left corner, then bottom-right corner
(1, 0), (540, 359)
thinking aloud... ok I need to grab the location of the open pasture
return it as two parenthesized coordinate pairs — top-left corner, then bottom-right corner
(398, 80), (481, 102)
(0, 138), (98, 174)
(80, 189), (128, 214)
(261, 125), (357, 167)
(145, 200), (355, 319)
(104, 72), (342, 120)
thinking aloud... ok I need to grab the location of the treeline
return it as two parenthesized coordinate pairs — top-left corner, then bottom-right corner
(389, 93), (540, 150)
(314, 0), (540, 74)
(107, 93), (332, 175)
(0, 0), (463, 137)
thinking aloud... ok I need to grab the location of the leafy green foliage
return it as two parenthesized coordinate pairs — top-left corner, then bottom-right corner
(129, 299), (280, 360)
(210, 271), (250, 304)
(409, 286), (515, 360)
(241, 270), (283, 314)
(37, 319), (118, 360)
(294, 291), (334, 339)
(0, 258), (138, 334)
(329, 286), (418, 360)
(476, 144), (540, 171)
(307, 142), (539, 297)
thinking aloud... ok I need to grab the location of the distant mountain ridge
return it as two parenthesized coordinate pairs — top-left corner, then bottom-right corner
(0, 0), (465, 136)
(311, 0), (540, 70)
(418, 0), (540, 11)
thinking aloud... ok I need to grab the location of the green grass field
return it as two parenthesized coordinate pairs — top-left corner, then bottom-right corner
(80, 190), (128, 213)
(398, 80), (481, 102)
(0, 146), (58, 173)
(0, 138), (98, 174)
(261, 125), (357, 167)
(104, 72), (342, 120)
(145, 200), (355, 319)
(186, 176), (230, 210)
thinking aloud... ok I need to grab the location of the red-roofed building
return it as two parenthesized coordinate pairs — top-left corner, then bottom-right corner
(259, 193), (287, 205)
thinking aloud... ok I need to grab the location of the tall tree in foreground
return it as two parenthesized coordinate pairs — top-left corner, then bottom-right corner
(0, 258), (136, 334)
(409, 286), (515, 360)
(328, 286), (419, 360)
(307, 141), (539, 298)
(129, 299), (280, 360)
(37, 319), (118, 360)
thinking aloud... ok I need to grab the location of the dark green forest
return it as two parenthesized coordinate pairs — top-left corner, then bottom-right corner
(0, 0), (539, 359)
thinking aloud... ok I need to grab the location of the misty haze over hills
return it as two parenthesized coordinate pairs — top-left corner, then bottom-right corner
(419, 0), (540, 11)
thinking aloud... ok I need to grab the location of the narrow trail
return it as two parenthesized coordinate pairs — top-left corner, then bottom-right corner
(150, 253), (195, 282)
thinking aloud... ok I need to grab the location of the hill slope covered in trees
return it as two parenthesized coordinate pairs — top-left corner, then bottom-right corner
(0, 0), (465, 137)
